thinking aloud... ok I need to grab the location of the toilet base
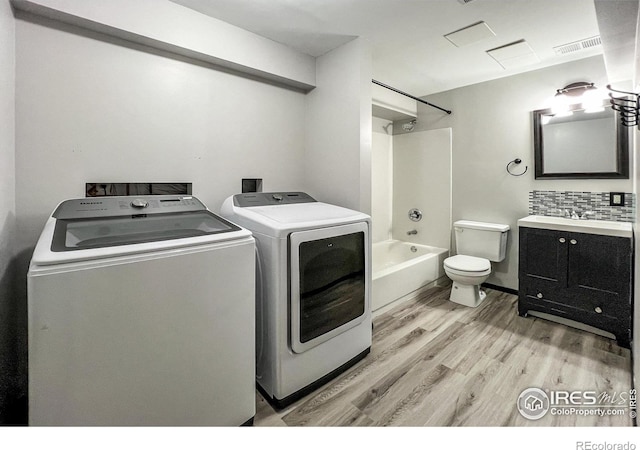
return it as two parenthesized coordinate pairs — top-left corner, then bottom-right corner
(449, 281), (487, 308)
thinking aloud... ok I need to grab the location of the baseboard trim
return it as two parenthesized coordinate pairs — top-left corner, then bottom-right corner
(481, 282), (518, 295)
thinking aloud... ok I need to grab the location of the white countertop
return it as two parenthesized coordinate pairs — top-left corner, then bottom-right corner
(517, 215), (633, 238)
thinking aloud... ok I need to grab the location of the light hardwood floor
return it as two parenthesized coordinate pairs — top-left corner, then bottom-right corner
(254, 283), (634, 426)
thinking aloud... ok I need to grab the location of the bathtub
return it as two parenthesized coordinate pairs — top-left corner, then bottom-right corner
(372, 240), (449, 313)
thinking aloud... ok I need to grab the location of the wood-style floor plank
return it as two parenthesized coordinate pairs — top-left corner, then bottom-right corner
(254, 284), (633, 427)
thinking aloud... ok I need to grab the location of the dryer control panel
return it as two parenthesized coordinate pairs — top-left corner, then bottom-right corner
(233, 192), (316, 207)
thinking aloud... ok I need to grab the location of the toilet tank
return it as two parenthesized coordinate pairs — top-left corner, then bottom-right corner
(453, 220), (510, 261)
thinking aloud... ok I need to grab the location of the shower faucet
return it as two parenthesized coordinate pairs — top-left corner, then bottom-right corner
(407, 230), (418, 235)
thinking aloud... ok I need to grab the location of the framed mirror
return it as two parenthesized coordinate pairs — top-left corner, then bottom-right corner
(533, 100), (629, 179)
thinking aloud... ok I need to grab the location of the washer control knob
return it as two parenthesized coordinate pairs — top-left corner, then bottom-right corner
(131, 199), (149, 208)
(272, 194), (283, 202)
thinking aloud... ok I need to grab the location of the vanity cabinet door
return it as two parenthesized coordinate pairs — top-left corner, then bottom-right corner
(566, 233), (632, 298)
(519, 227), (568, 287)
(565, 233), (632, 328)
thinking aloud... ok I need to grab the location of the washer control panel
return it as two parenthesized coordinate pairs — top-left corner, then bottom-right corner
(130, 198), (149, 209)
(233, 192), (316, 207)
(53, 195), (205, 219)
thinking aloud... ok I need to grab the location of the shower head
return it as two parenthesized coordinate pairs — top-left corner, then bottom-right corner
(402, 119), (417, 132)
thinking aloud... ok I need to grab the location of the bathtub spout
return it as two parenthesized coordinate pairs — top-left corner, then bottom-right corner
(407, 230), (418, 235)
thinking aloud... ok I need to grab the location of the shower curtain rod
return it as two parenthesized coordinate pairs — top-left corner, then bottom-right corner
(372, 79), (452, 115)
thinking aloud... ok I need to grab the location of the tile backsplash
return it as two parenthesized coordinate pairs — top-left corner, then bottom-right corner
(529, 190), (635, 223)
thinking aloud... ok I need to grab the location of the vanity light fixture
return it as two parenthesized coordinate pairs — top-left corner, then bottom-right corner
(552, 81), (604, 115)
(555, 81), (596, 97)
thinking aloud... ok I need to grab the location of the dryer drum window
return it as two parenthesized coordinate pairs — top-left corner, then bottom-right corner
(297, 231), (366, 343)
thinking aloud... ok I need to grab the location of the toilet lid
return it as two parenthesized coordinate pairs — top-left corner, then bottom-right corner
(444, 255), (491, 272)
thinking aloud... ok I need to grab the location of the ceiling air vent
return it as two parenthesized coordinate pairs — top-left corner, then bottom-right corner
(553, 36), (602, 55)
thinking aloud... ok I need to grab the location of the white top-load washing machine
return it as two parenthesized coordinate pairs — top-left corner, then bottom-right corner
(28, 195), (256, 426)
(221, 192), (371, 408)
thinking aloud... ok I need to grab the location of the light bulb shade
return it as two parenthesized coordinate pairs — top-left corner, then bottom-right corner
(582, 87), (605, 112)
(551, 92), (571, 116)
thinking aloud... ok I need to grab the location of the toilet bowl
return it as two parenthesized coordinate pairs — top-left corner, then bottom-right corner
(445, 220), (510, 307)
(444, 255), (491, 307)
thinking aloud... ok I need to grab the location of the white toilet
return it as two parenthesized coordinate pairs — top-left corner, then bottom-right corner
(444, 220), (510, 307)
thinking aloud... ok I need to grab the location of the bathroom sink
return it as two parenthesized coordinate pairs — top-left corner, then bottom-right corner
(517, 215), (632, 238)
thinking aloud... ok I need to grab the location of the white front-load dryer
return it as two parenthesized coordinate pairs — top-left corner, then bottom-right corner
(221, 192), (372, 408)
(28, 195), (256, 426)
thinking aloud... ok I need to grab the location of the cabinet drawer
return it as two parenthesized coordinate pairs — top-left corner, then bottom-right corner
(521, 279), (569, 308)
(565, 287), (630, 317)
(523, 279), (629, 317)
(519, 295), (575, 318)
(519, 297), (625, 337)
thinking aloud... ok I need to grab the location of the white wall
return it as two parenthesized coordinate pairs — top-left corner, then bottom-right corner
(304, 38), (372, 212)
(11, 0), (316, 90)
(0, 0), (18, 425)
(371, 116), (393, 243)
(14, 17), (308, 254)
(414, 55), (633, 289)
(392, 128), (452, 250)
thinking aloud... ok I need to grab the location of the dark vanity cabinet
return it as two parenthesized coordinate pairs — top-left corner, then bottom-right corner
(518, 227), (633, 348)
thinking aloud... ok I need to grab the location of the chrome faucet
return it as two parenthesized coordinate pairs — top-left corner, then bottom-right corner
(579, 211), (594, 220)
(563, 209), (594, 220)
(564, 209), (580, 220)
(407, 229), (418, 235)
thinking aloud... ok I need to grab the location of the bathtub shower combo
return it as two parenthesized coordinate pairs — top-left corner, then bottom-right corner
(372, 218), (510, 313)
(372, 240), (448, 312)
(372, 206), (449, 312)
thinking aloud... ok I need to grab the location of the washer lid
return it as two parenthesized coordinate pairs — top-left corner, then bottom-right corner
(52, 210), (241, 252)
(444, 255), (491, 272)
(30, 195), (253, 266)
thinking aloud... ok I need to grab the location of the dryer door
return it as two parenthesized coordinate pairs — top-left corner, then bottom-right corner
(289, 222), (369, 354)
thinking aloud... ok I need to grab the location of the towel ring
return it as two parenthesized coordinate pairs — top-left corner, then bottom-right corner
(506, 158), (528, 176)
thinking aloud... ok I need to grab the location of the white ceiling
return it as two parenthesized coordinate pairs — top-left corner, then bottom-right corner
(170, 0), (604, 97)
